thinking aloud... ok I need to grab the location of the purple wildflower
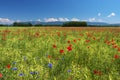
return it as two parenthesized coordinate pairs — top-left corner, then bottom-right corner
(48, 63), (52, 68)
(68, 70), (71, 73)
(12, 67), (17, 70)
(19, 73), (24, 76)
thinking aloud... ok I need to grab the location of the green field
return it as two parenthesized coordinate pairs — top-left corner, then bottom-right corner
(0, 27), (120, 80)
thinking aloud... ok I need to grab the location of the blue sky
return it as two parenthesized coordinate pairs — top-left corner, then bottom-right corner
(0, 0), (120, 24)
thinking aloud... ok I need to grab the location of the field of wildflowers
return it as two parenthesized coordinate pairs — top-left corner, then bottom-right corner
(0, 27), (120, 80)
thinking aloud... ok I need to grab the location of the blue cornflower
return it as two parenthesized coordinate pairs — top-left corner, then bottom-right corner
(30, 72), (35, 75)
(12, 67), (17, 70)
(13, 62), (16, 65)
(68, 70), (71, 73)
(19, 73), (24, 76)
(48, 63), (52, 68)
(30, 71), (39, 75)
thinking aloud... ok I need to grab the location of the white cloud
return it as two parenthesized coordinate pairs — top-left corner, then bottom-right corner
(58, 18), (65, 21)
(71, 18), (80, 21)
(0, 18), (10, 22)
(64, 18), (70, 21)
(44, 17), (70, 22)
(88, 18), (104, 22)
(98, 19), (103, 22)
(88, 18), (96, 22)
(15, 20), (21, 22)
(58, 18), (69, 22)
(37, 19), (41, 21)
(0, 18), (13, 24)
(44, 18), (58, 22)
(98, 13), (101, 16)
(81, 20), (88, 22)
(107, 12), (116, 17)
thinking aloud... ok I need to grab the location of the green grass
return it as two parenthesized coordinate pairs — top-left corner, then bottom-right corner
(0, 27), (120, 80)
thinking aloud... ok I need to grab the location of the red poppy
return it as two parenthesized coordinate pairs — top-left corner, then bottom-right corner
(59, 49), (64, 54)
(0, 73), (2, 78)
(118, 48), (120, 52)
(35, 32), (39, 36)
(106, 41), (110, 45)
(113, 45), (118, 48)
(73, 39), (76, 43)
(114, 54), (119, 59)
(78, 38), (80, 41)
(111, 42), (115, 45)
(69, 44), (72, 47)
(87, 46), (90, 49)
(53, 44), (57, 48)
(34, 32), (40, 37)
(87, 34), (92, 37)
(85, 40), (90, 43)
(57, 32), (60, 36)
(6, 64), (11, 69)
(93, 37), (96, 40)
(111, 41), (115, 45)
(93, 70), (102, 75)
(67, 40), (70, 43)
(48, 55), (52, 59)
(67, 46), (72, 51)
(79, 34), (84, 36)
(64, 34), (66, 36)
(94, 70), (98, 74)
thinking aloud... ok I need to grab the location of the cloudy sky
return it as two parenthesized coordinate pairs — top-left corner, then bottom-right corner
(0, 0), (120, 24)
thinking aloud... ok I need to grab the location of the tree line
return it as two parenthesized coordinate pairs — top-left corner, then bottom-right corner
(0, 21), (88, 27)
(62, 21), (87, 27)
(1, 21), (120, 27)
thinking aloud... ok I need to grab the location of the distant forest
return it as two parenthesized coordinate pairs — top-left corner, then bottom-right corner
(0, 21), (120, 27)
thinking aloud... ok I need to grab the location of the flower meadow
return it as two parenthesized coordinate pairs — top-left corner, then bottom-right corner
(0, 27), (120, 80)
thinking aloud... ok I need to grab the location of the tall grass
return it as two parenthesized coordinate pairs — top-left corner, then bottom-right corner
(0, 27), (120, 80)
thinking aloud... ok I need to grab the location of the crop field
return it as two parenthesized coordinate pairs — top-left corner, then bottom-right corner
(0, 27), (120, 80)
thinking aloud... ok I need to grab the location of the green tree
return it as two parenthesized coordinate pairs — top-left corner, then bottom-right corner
(62, 21), (87, 27)
(13, 22), (32, 27)
(34, 24), (43, 27)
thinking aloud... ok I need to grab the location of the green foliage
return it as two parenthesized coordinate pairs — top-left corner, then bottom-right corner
(0, 24), (9, 27)
(13, 22), (32, 27)
(0, 24), (5, 26)
(0, 27), (120, 80)
(34, 24), (43, 27)
(62, 21), (87, 27)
